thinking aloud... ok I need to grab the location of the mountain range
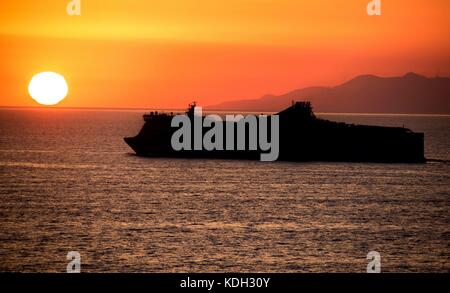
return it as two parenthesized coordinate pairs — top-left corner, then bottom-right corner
(207, 73), (450, 114)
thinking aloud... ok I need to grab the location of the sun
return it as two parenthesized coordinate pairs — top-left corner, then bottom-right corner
(28, 72), (69, 106)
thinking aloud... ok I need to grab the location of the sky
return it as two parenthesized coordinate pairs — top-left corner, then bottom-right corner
(1, 0), (449, 108)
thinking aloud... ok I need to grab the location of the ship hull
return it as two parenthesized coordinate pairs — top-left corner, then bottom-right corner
(124, 136), (425, 163)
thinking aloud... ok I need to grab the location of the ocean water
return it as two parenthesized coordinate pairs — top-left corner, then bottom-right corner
(0, 108), (449, 272)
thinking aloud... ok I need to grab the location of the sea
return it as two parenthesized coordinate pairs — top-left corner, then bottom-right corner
(0, 108), (449, 272)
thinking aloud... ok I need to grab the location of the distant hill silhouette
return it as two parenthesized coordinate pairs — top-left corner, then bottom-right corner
(207, 73), (450, 114)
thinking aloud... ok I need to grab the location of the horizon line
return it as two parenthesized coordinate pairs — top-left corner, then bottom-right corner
(1, 105), (449, 117)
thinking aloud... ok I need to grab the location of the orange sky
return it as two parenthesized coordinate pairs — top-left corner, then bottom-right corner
(1, 0), (449, 108)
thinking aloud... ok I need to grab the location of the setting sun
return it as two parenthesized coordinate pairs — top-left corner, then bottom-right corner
(28, 72), (68, 106)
